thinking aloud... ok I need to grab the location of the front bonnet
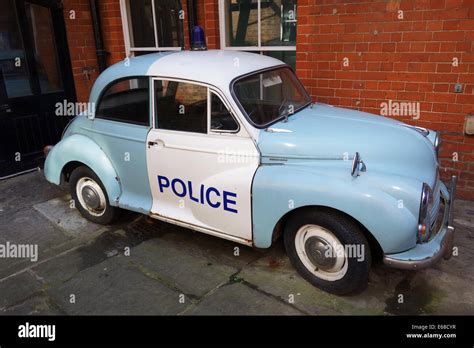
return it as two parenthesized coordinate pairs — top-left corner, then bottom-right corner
(257, 104), (438, 186)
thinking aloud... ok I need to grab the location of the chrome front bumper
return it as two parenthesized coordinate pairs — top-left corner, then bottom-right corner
(383, 175), (457, 270)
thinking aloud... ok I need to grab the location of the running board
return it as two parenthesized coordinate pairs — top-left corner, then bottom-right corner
(149, 212), (253, 247)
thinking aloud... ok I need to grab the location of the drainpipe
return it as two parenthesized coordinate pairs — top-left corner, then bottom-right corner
(186, 0), (197, 44)
(89, 0), (108, 72)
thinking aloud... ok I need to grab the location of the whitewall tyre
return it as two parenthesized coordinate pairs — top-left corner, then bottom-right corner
(284, 208), (371, 295)
(70, 166), (120, 225)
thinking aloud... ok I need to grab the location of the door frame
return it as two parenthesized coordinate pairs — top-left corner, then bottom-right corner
(149, 76), (245, 134)
(0, 0), (76, 178)
(146, 76), (260, 246)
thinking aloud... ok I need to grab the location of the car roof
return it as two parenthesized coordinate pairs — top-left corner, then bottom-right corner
(89, 50), (284, 106)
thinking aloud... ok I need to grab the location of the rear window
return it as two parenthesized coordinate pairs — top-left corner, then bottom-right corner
(96, 77), (150, 126)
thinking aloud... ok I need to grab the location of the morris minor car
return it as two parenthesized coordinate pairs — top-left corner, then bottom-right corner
(44, 50), (456, 295)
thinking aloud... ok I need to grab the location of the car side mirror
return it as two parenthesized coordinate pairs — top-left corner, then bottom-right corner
(351, 152), (367, 177)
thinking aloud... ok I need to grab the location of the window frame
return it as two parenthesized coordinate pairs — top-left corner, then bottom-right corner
(209, 90), (240, 134)
(95, 76), (151, 127)
(151, 77), (241, 135)
(119, 0), (183, 58)
(218, 0), (297, 53)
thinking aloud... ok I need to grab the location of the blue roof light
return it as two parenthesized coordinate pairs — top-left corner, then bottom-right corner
(191, 25), (207, 51)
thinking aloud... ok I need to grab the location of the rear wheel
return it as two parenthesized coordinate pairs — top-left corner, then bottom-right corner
(284, 208), (371, 295)
(69, 166), (120, 224)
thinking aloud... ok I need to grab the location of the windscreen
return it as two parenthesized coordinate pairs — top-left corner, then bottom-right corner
(233, 67), (311, 127)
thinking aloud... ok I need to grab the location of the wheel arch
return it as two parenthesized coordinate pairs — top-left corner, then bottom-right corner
(44, 134), (122, 205)
(61, 161), (85, 183)
(271, 205), (384, 262)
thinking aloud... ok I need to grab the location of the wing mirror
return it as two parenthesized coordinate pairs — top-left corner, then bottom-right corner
(351, 152), (367, 177)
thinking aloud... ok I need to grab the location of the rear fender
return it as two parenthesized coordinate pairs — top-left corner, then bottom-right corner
(44, 134), (122, 205)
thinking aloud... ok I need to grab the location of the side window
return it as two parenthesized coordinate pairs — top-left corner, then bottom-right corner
(210, 92), (239, 132)
(96, 77), (150, 126)
(155, 80), (207, 134)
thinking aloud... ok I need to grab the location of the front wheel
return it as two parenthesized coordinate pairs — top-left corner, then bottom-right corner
(69, 166), (120, 225)
(284, 209), (371, 295)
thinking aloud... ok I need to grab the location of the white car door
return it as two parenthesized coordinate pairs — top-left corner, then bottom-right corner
(146, 78), (259, 244)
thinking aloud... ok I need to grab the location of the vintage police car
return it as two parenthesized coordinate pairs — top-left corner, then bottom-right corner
(44, 50), (456, 295)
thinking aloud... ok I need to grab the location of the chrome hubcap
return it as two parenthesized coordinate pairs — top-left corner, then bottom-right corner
(304, 236), (337, 271)
(295, 224), (348, 281)
(76, 177), (106, 217)
(81, 186), (101, 209)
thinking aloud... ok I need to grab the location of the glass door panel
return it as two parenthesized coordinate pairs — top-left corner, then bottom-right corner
(0, 0), (32, 98)
(25, 2), (63, 94)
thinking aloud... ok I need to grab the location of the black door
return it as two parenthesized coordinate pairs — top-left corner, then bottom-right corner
(0, 0), (75, 178)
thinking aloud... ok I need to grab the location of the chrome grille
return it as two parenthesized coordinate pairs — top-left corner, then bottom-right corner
(429, 179), (442, 228)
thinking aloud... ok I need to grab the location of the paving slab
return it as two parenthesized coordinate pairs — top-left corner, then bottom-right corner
(34, 227), (160, 287)
(0, 171), (64, 218)
(0, 207), (71, 246)
(0, 209), (73, 278)
(2, 294), (64, 315)
(186, 282), (302, 315)
(127, 237), (239, 297)
(0, 271), (43, 310)
(47, 254), (188, 315)
(33, 195), (104, 236)
(400, 269), (474, 315)
(435, 211), (474, 282)
(32, 243), (112, 287)
(160, 225), (261, 267)
(453, 199), (474, 230)
(238, 243), (397, 315)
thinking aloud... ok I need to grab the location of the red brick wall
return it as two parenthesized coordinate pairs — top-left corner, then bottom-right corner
(63, 0), (99, 103)
(197, 0), (220, 48)
(182, 1), (191, 49)
(63, 0), (125, 102)
(296, 0), (474, 200)
(99, 0), (125, 66)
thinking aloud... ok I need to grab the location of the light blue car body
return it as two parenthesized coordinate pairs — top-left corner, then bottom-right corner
(44, 51), (455, 268)
(253, 104), (438, 253)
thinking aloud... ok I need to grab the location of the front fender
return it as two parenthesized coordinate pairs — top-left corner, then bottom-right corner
(44, 134), (122, 205)
(252, 163), (421, 253)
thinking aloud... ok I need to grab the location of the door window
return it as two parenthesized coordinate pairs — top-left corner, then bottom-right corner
(210, 92), (239, 132)
(155, 80), (207, 134)
(96, 77), (150, 126)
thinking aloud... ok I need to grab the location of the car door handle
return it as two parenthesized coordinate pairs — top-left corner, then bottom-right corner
(148, 139), (165, 147)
